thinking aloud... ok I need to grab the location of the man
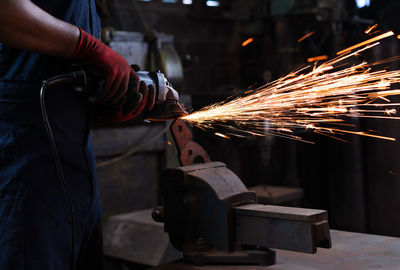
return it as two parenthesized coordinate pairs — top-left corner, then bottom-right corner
(0, 0), (150, 269)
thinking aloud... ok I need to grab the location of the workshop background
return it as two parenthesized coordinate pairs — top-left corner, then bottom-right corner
(91, 0), (400, 268)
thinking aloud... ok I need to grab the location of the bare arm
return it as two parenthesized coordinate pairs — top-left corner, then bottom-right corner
(0, 0), (79, 57)
(0, 0), (150, 113)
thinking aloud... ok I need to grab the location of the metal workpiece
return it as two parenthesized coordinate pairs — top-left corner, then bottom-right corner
(234, 204), (331, 253)
(170, 119), (211, 166)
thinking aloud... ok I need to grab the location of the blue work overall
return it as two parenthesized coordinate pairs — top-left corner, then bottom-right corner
(0, 1), (102, 269)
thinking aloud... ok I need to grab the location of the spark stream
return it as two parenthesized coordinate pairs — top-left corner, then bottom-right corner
(181, 31), (400, 143)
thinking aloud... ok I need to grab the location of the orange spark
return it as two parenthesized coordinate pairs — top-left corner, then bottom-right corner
(307, 55), (329, 62)
(298, 31), (315, 43)
(365, 24), (378, 34)
(337, 31), (394, 55)
(242, 38), (254, 47)
(168, 141), (172, 146)
(327, 128), (395, 141)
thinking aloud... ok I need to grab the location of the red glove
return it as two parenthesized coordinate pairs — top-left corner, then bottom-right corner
(109, 65), (156, 122)
(92, 78), (156, 123)
(113, 81), (149, 122)
(72, 28), (139, 105)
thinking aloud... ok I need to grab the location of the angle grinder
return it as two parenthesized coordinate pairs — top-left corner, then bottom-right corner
(70, 65), (188, 121)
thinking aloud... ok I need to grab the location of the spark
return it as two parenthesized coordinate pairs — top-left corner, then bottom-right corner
(337, 31), (394, 55)
(242, 38), (254, 47)
(365, 24), (378, 35)
(298, 31), (315, 43)
(307, 55), (329, 63)
(215, 132), (231, 139)
(385, 109), (396, 115)
(181, 34), (400, 142)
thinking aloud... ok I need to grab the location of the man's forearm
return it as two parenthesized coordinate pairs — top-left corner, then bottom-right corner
(0, 0), (145, 110)
(0, 0), (80, 57)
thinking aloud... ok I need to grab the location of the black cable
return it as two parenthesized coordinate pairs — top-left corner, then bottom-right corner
(40, 76), (78, 270)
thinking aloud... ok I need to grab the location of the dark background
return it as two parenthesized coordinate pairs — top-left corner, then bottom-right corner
(98, 0), (400, 237)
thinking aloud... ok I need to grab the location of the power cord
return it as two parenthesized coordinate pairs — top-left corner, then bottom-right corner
(40, 72), (83, 270)
(39, 70), (171, 269)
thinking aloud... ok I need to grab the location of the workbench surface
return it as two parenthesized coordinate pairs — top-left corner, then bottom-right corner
(151, 230), (400, 270)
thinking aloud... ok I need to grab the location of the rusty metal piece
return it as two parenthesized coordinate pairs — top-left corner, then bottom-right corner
(170, 119), (211, 166)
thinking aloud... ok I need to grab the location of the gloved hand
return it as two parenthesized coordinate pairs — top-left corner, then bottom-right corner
(130, 64), (156, 112)
(112, 65), (156, 122)
(72, 27), (138, 105)
(92, 65), (157, 122)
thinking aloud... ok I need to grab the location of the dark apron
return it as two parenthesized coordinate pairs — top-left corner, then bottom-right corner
(0, 1), (103, 269)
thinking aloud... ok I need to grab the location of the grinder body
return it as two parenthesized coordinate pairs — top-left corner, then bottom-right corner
(71, 66), (187, 121)
(136, 71), (179, 104)
(136, 71), (187, 121)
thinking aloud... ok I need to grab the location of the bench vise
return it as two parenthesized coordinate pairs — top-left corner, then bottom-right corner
(152, 120), (331, 266)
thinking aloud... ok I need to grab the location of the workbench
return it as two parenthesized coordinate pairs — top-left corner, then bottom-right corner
(151, 230), (400, 270)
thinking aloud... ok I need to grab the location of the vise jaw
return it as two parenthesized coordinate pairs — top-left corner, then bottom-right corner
(154, 161), (331, 266)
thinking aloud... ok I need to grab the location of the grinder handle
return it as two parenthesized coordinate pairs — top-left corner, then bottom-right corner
(69, 65), (163, 104)
(69, 65), (103, 103)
